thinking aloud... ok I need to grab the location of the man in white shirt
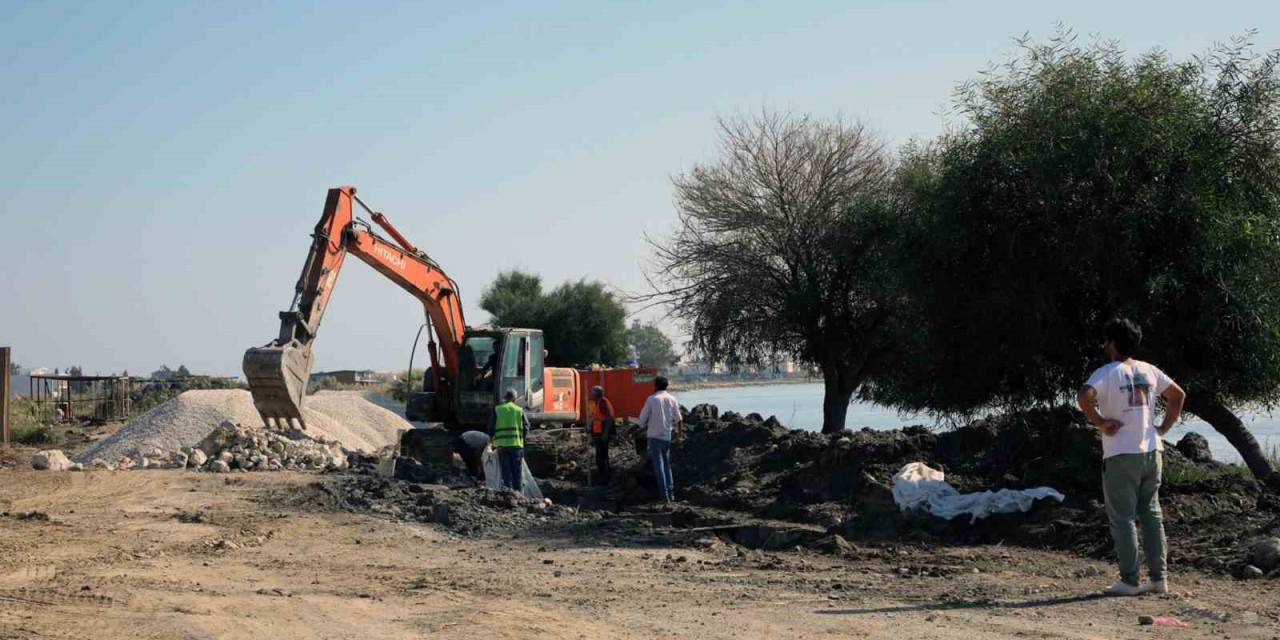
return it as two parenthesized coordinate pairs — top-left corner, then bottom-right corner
(1077, 318), (1186, 597)
(637, 376), (683, 502)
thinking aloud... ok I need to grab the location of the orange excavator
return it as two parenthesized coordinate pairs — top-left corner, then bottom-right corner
(243, 186), (581, 432)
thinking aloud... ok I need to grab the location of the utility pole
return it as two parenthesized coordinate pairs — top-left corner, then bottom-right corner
(1, 347), (10, 447)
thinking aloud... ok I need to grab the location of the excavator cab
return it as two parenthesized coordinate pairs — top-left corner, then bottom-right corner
(409, 327), (545, 428)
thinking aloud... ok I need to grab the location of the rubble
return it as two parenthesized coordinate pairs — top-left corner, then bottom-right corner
(1248, 537), (1280, 571)
(1176, 432), (1214, 463)
(76, 389), (406, 465)
(81, 421), (349, 473)
(521, 403), (1280, 575)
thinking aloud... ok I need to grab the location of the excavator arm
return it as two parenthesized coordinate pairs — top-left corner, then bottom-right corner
(243, 186), (465, 428)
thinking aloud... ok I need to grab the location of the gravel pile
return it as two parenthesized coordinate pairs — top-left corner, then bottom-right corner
(82, 422), (349, 472)
(77, 389), (408, 464)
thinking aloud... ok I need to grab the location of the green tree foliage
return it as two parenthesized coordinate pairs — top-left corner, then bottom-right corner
(478, 271), (545, 325)
(627, 320), (678, 369)
(308, 375), (341, 394)
(647, 112), (902, 433)
(389, 369), (425, 402)
(480, 270), (628, 366)
(175, 365), (191, 378)
(876, 33), (1280, 484)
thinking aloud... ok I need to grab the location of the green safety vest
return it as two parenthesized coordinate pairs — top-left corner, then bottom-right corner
(493, 402), (525, 448)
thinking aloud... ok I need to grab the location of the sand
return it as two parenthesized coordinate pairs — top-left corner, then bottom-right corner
(76, 389), (409, 463)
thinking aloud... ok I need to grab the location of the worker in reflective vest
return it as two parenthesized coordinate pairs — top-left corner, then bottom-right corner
(589, 386), (615, 484)
(487, 388), (529, 492)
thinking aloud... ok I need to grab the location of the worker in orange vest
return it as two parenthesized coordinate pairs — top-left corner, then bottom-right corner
(589, 386), (615, 484)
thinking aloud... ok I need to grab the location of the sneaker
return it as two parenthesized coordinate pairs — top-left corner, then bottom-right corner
(1142, 580), (1168, 594)
(1103, 581), (1144, 597)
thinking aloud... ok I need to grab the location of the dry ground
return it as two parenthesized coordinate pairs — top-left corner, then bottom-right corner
(0, 468), (1276, 639)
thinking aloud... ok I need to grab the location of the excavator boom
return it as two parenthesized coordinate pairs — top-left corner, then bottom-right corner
(244, 187), (465, 428)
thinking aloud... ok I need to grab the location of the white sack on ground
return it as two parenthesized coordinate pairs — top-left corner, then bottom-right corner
(891, 462), (1064, 523)
(482, 450), (544, 501)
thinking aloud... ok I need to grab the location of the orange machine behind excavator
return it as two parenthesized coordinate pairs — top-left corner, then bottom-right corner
(243, 186), (581, 431)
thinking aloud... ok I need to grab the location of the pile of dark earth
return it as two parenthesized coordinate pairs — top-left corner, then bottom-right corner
(278, 406), (1280, 578)
(276, 453), (830, 549)
(527, 404), (1280, 578)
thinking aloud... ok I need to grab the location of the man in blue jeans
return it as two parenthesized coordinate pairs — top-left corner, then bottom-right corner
(487, 389), (530, 492)
(638, 376), (683, 502)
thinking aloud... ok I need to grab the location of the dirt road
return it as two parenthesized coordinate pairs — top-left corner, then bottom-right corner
(0, 469), (1275, 639)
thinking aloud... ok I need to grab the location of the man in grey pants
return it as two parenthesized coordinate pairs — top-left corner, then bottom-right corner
(1077, 318), (1186, 596)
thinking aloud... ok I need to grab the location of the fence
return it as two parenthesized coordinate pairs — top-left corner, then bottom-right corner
(28, 374), (131, 424)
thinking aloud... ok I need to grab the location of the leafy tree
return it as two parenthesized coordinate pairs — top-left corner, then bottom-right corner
(308, 375), (341, 394)
(543, 280), (628, 366)
(646, 112), (902, 433)
(389, 369), (426, 402)
(877, 33), (1280, 485)
(8, 362), (20, 376)
(479, 271), (546, 326)
(176, 365), (191, 378)
(481, 270), (628, 366)
(627, 320), (678, 369)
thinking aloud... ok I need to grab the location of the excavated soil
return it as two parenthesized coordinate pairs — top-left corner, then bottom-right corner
(515, 405), (1280, 577)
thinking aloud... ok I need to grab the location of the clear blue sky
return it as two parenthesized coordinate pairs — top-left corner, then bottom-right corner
(1, 1), (1274, 377)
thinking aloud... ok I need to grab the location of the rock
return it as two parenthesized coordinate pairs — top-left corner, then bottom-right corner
(811, 534), (855, 555)
(1075, 565), (1103, 578)
(32, 449), (74, 471)
(1241, 565), (1264, 579)
(170, 453), (188, 469)
(1138, 615), (1155, 626)
(69, 463), (85, 471)
(1248, 537), (1280, 571)
(210, 460), (231, 473)
(431, 502), (450, 525)
(188, 449), (208, 468)
(855, 473), (897, 513)
(1175, 432), (1214, 463)
(92, 459), (113, 471)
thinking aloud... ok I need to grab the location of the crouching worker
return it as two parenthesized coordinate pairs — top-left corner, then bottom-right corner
(452, 430), (490, 480)
(488, 389), (530, 492)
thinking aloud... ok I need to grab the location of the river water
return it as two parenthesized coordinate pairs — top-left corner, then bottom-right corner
(678, 383), (1280, 464)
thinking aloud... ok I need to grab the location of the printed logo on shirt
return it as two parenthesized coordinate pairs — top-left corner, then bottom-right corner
(1120, 371), (1151, 408)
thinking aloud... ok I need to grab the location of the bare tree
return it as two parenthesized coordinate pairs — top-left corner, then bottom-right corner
(644, 112), (901, 433)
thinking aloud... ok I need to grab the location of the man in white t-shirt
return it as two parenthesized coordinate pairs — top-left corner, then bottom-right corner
(1077, 318), (1186, 597)
(638, 376), (683, 502)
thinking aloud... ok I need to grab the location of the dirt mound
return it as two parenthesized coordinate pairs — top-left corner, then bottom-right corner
(77, 390), (408, 464)
(294, 472), (585, 538)
(521, 404), (1280, 575)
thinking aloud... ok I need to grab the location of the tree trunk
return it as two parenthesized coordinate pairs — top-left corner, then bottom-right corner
(1185, 394), (1280, 489)
(821, 366), (856, 434)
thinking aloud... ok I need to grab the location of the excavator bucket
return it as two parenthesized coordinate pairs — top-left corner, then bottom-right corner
(242, 341), (314, 430)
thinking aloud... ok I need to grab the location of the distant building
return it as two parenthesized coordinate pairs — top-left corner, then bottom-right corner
(671, 360), (726, 377)
(309, 370), (390, 386)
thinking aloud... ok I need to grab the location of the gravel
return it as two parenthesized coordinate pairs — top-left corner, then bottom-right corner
(76, 389), (409, 464)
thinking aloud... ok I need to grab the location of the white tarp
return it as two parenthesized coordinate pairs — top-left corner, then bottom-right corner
(482, 450), (544, 501)
(891, 462), (1064, 523)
